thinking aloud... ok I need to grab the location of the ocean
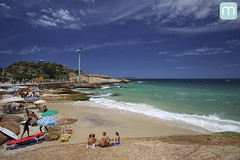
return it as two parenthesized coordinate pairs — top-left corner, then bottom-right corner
(74, 79), (240, 133)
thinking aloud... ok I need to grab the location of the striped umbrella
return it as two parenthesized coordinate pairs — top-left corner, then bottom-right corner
(41, 110), (59, 117)
(37, 116), (58, 126)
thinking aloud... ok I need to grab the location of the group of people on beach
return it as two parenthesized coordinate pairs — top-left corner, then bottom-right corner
(2, 103), (25, 114)
(20, 106), (49, 139)
(87, 131), (120, 149)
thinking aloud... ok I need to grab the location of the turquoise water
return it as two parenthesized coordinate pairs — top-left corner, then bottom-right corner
(75, 79), (240, 132)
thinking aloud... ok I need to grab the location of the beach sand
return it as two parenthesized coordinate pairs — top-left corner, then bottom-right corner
(1, 100), (240, 160)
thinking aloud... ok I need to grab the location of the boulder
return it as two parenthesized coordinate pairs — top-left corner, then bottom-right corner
(0, 115), (24, 145)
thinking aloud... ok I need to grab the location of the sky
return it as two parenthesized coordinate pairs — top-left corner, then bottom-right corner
(0, 0), (240, 78)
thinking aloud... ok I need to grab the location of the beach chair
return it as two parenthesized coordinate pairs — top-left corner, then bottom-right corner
(53, 125), (60, 131)
(59, 127), (69, 142)
(61, 127), (71, 138)
(49, 126), (59, 140)
(64, 125), (72, 133)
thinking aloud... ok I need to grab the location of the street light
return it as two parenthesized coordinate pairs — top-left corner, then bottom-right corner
(76, 48), (83, 82)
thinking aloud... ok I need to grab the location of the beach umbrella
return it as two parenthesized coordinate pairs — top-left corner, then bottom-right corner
(34, 100), (46, 105)
(0, 89), (6, 92)
(6, 88), (17, 92)
(25, 97), (40, 101)
(33, 89), (43, 92)
(37, 116), (58, 126)
(0, 97), (24, 103)
(17, 86), (28, 89)
(41, 110), (59, 117)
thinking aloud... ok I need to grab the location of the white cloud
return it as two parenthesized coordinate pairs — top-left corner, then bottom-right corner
(226, 39), (240, 46)
(0, 3), (10, 9)
(175, 66), (191, 70)
(157, 52), (167, 55)
(55, 9), (75, 21)
(82, 0), (95, 2)
(26, 12), (37, 17)
(175, 47), (231, 57)
(0, 50), (13, 54)
(20, 46), (40, 55)
(27, 8), (83, 29)
(85, 39), (164, 50)
(34, 18), (57, 27)
(231, 64), (240, 67)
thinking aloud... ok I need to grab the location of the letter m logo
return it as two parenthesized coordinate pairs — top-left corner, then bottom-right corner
(220, 2), (237, 20)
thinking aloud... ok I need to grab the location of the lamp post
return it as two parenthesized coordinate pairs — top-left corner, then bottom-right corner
(76, 48), (83, 82)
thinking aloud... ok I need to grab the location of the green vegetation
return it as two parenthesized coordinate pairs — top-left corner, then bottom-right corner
(0, 67), (9, 82)
(213, 131), (240, 137)
(5, 61), (78, 80)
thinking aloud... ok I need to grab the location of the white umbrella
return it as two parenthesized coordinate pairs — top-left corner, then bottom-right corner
(34, 100), (46, 105)
(16, 86), (28, 89)
(0, 97), (24, 103)
(37, 116), (58, 126)
(0, 89), (6, 92)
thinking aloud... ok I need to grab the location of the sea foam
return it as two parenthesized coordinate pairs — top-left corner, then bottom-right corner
(89, 97), (240, 133)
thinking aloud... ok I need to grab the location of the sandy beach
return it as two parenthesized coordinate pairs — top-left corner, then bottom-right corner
(1, 100), (240, 159)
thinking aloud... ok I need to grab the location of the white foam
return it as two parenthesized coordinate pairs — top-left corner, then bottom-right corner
(101, 85), (112, 89)
(89, 97), (240, 133)
(137, 81), (146, 84)
(92, 93), (115, 98)
(101, 85), (121, 89)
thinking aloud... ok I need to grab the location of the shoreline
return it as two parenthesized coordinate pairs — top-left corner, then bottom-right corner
(1, 100), (240, 159)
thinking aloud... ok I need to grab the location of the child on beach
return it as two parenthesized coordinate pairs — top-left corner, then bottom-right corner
(86, 134), (95, 149)
(111, 132), (120, 145)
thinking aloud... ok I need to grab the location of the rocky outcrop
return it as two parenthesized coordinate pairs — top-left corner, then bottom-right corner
(69, 72), (134, 86)
(0, 114), (24, 145)
(41, 93), (90, 101)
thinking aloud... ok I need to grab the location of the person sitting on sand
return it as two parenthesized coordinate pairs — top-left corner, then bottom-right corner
(111, 132), (120, 145)
(86, 134), (95, 149)
(92, 134), (97, 144)
(43, 106), (48, 112)
(99, 132), (110, 146)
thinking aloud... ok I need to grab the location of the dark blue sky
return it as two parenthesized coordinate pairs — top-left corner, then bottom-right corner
(0, 0), (240, 78)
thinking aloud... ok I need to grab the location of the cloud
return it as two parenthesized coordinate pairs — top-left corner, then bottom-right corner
(34, 18), (57, 27)
(26, 12), (37, 17)
(175, 47), (231, 57)
(231, 64), (240, 67)
(19, 45), (41, 55)
(85, 39), (164, 50)
(82, 0), (95, 2)
(27, 8), (83, 29)
(157, 51), (167, 55)
(226, 39), (240, 46)
(4, 0), (240, 33)
(54, 9), (75, 21)
(175, 66), (191, 70)
(0, 34), (23, 42)
(0, 50), (13, 54)
(97, 0), (240, 34)
(0, 3), (10, 9)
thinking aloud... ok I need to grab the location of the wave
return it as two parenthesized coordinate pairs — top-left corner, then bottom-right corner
(137, 81), (146, 84)
(91, 93), (120, 98)
(101, 85), (122, 90)
(89, 97), (240, 133)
